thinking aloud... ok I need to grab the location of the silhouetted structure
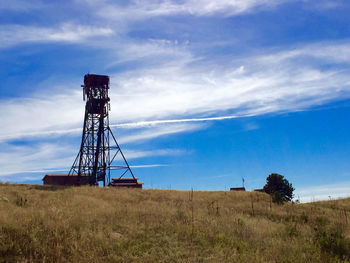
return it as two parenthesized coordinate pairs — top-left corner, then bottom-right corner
(110, 177), (143, 188)
(43, 174), (90, 186)
(230, 187), (246, 191)
(66, 74), (139, 187)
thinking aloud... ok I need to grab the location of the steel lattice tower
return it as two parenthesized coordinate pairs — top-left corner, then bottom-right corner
(68, 74), (134, 186)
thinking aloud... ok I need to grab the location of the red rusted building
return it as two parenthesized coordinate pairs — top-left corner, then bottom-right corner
(43, 174), (143, 188)
(109, 177), (143, 188)
(42, 174), (91, 186)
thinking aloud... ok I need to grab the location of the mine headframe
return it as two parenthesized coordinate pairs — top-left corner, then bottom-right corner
(68, 74), (135, 186)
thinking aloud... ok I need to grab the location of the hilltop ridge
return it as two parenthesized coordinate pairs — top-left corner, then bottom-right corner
(0, 184), (349, 262)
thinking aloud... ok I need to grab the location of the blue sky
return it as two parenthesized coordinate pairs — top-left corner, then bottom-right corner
(1, 0), (350, 202)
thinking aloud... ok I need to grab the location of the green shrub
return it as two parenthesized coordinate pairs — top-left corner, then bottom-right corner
(315, 227), (350, 259)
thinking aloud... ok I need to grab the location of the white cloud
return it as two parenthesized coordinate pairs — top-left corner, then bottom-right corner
(124, 148), (185, 159)
(131, 164), (167, 168)
(118, 123), (205, 144)
(0, 139), (182, 179)
(1, 41), (350, 143)
(296, 181), (350, 203)
(0, 114), (242, 142)
(0, 143), (75, 177)
(0, 89), (84, 142)
(113, 114), (244, 128)
(108, 42), (350, 124)
(257, 41), (350, 64)
(105, 39), (193, 67)
(90, 0), (290, 20)
(0, 23), (114, 48)
(0, 0), (294, 51)
(6, 0), (339, 21)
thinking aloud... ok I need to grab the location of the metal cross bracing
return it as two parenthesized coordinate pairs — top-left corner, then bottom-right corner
(68, 74), (134, 186)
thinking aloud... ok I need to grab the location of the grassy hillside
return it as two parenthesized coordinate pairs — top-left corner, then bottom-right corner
(0, 184), (350, 262)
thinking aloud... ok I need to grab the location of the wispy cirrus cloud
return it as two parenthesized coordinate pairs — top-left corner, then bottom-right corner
(10, 0), (339, 20)
(0, 0), (287, 50)
(118, 123), (206, 144)
(87, 0), (291, 20)
(1, 41), (350, 143)
(108, 40), (350, 123)
(0, 23), (114, 48)
(0, 143), (75, 177)
(124, 148), (185, 159)
(1, 0), (350, 194)
(113, 114), (245, 128)
(0, 141), (180, 180)
(0, 89), (84, 142)
(257, 41), (350, 64)
(106, 39), (193, 67)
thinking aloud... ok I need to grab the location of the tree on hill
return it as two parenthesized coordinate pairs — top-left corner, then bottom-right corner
(263, 173), (294, 204)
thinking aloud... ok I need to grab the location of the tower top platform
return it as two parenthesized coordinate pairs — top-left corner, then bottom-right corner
(84, 74), (109, 88)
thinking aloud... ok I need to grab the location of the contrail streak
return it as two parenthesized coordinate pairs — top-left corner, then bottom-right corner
(111, 114), (249, 128)
(0, 114), (248, 142)
(0, 164), (166, 176)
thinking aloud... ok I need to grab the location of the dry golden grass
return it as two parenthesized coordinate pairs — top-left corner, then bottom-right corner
(0, 183), (350, 262)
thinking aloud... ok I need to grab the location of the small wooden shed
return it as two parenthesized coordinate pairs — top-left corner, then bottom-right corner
(42, 174), (91, 186)
(230, 187), (246, 191)
(109, 177), (143, 188)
